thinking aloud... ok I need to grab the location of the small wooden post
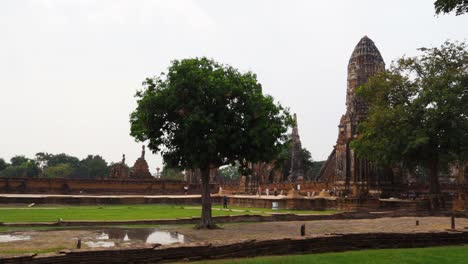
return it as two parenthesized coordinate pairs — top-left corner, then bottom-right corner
(416, 220), (419, 226)
(76, 239), (81, 249)
(300, 224), (306, 236)
(451, 214), (456, 230)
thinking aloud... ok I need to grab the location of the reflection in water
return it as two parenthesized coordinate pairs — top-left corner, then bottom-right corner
(85, 241), (115, 248)
(0, 234), (31, 243)
(96, 232), (109, 240)
(146, 231), (185, 244)
(85, 228), (185, 248)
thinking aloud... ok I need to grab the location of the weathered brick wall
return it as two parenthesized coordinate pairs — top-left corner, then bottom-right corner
(0, 178), (217, 195)
(2, 231), (468, 264)
(226, 196), (426, 211)
(221, 182), (328, 194)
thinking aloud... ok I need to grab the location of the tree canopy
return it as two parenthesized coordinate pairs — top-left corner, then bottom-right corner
(0, 156), (40, 177)
(0, 153), (110, 179)
(0, 158), (7, 172)
(434, 0), (468, 15)
(351, 41), (468, 197)
(130, 57), (291, 227)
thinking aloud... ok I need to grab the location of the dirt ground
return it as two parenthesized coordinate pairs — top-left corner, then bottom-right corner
(1, 216), (468, 256)
(181, 216), (468, 243)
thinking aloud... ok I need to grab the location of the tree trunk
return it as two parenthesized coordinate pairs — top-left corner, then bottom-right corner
(428, 157), (442, 210)
(198, 167), (215, 229)
(428, 158), (440, 195)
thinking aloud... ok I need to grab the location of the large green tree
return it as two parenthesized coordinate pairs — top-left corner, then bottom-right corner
(130, 57), (290, 228)
(434, 0), (468, 15)
(351, 41), (468, 202)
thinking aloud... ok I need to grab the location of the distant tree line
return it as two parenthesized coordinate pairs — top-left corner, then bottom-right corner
(0, 153), (110, 179)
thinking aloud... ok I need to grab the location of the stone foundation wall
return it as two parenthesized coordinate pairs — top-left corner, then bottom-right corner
(227, 196), (427, 211)
(221, 182), (329, 194)
(2, 231), (468, 264)
(0, 178), (217, 195)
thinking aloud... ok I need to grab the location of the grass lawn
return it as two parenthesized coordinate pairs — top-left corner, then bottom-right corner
(189, 246), (468, 264)
(0, 204), (336, 223)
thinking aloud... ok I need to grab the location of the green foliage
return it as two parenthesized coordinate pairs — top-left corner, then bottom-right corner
(0, 158), (7, 171)
(0, 156), (40, 177)
(42, 163), (74, 178)
(435, 0), (468, 15)
(309, 161), (325, 181)
(10, 155), (29, 166)
(351, 41), (468, 193)
(130, 57), (291, 171)
(41, 153), (80, 168)
(75, 155), (109, 178)
(160, 166), (184, 180)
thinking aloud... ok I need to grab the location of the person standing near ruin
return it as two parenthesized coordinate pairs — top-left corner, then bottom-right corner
(223, 195), (228, 208)
(184, 185), (188, 195)
(266, 187), (270, 196)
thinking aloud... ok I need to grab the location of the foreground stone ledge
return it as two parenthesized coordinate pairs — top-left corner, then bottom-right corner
(1, 231), (468, 264)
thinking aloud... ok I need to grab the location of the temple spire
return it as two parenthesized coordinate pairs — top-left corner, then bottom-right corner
(288, 113), (304, 182)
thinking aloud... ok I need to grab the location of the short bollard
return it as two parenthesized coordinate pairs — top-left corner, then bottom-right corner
(76, 239), (81, 249)
(300, 224), (306, 236)
(451, 214), (456, 230)
(416, 220), (419, 226)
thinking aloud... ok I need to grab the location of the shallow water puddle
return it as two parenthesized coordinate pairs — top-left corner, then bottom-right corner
(83, 228), (185, 248)
(0, 234), (31, 243)
(84, 241), (115, 248)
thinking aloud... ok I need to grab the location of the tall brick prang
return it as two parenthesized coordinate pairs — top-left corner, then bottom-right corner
(319, 36), (396, 196)
(288, 113), (304, 183)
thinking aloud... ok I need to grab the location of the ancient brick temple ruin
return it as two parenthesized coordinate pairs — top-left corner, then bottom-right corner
(108, 146), (153, 179)
(130, 145), (153, 179)
(288, 114), (304, 183)
(318, 36), (398, 196)
(239, 114), (304, 192)
(108, 154), (130, 179)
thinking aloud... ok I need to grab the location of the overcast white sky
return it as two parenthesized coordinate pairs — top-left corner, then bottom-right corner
(0, 0), (467, 173)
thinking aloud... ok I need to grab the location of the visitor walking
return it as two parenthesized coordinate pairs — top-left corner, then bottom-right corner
(183, 185), (188, 195)
(223, 195), (228, 208)
(266, 187), (270, 196)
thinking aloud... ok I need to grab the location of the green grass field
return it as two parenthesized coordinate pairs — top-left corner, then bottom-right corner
(189, 246), (468, 264)
(0, 204), (336, 223)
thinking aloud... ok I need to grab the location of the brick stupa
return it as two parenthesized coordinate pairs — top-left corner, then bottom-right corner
(130, 145), (153, 179)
